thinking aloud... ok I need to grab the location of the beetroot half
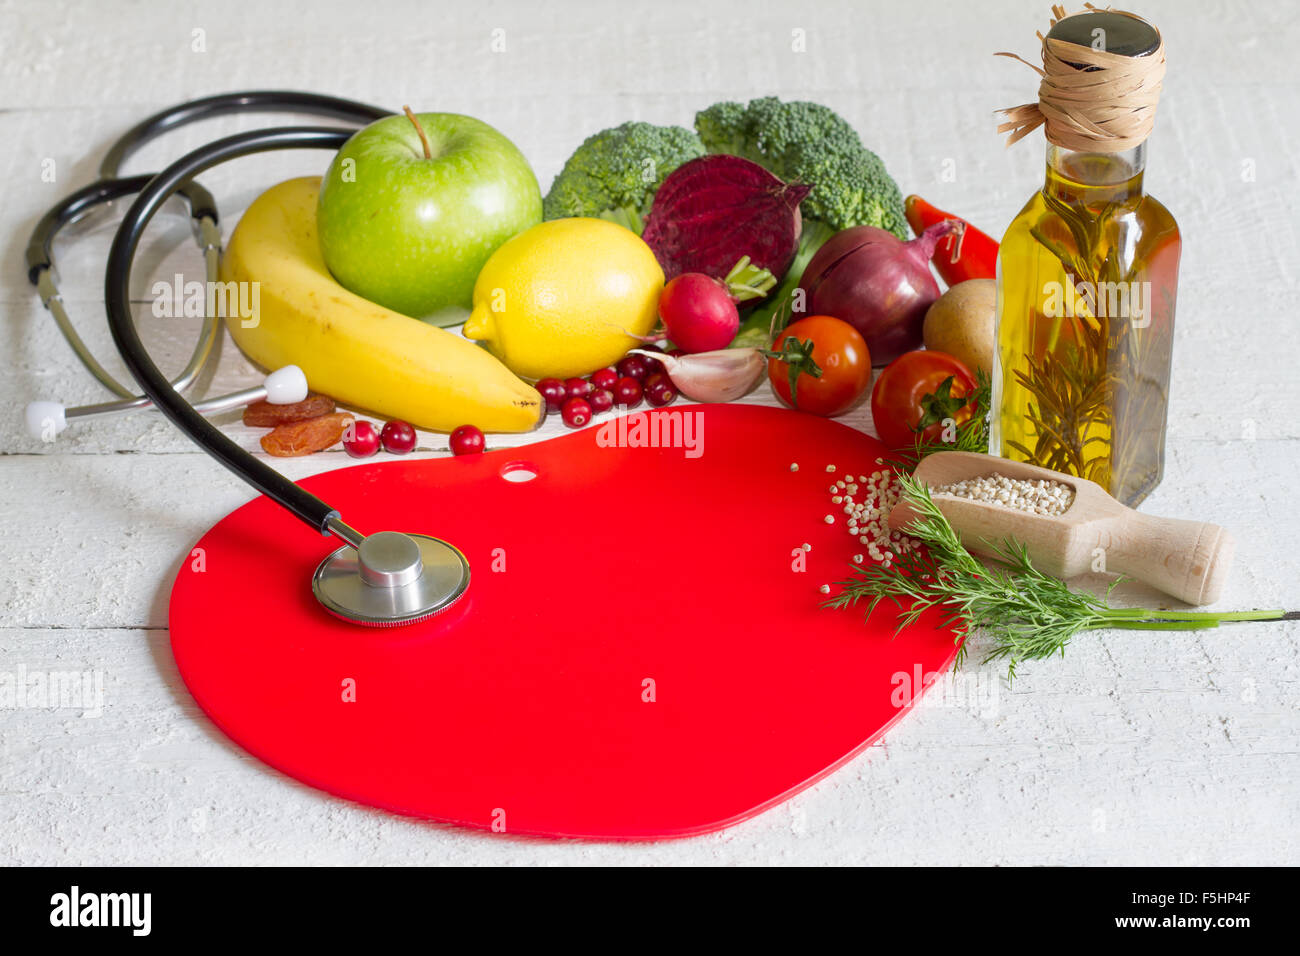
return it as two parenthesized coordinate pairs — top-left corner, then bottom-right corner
(642, 154), (810, 286)
(794, 220), (964, 366)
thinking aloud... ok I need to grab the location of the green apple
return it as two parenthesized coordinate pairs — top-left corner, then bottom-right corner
(317, 111), (542, 323)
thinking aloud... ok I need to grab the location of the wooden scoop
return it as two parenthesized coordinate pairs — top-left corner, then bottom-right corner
(888, 452), (1234, 606)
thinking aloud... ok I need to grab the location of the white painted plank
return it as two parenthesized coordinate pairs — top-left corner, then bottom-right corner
(0, 623), (1294, 865)
(0, 0), (1297, 865)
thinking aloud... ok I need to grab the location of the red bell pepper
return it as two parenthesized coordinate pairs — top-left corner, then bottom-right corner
(904, 195), (999, 287)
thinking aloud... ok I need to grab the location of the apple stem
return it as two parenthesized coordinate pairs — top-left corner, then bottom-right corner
(402, 105), (433, 160)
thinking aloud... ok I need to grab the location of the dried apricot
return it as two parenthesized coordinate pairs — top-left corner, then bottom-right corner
(243, 393), (336, 427)
(260, 413), (354, 457)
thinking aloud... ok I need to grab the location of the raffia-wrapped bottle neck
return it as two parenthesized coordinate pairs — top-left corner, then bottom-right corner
(997, 7), (1166, 153)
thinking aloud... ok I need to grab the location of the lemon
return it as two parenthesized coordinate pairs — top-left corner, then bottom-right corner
(463, 218), (663, 380)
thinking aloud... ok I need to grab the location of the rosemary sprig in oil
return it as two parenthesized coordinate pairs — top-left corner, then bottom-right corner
(1018, 198), (1118, 483)
(1015, 187), (1174, 501)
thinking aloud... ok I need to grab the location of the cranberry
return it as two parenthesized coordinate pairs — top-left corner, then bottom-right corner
(565, 377), (594, 400)
(613, 376), (643, 408)
(644, 372), (677, 407)
(342, 420), (380, 458)
(449, 424), (485, 456)
(589, 367), (618, 391)
(380, 419), (417, 454)
(588, 388), (614, 414)
(636, 344), (666, 375)
(536, 378), (567, 411)
(616, 354), (650, 381)
(561, 397), (592, 428)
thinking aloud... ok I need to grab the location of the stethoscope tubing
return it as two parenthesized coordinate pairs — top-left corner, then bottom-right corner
(29, 90), (391, 416)
(98, 90), (390, 180)
(105, 126), (355, 535)
(27, 176), (220, 402)
(25, 175), (217, 285)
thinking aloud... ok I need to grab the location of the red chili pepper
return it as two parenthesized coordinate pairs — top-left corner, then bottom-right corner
(904, 195), (999, 286)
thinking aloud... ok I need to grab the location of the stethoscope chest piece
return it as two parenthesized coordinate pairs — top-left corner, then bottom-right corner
(313, 532), (470, 627)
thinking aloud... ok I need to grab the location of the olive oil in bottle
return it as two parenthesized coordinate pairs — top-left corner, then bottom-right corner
(991, 11), (1180, 507)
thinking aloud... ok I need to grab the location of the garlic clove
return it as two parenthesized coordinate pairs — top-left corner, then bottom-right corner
(631, 348), (766, 404)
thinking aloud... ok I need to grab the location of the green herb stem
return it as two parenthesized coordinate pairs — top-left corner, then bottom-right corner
(1102, 608), (1285, 624)
(1104, 620), (1225, 631)
(826, 473), (1290, 680)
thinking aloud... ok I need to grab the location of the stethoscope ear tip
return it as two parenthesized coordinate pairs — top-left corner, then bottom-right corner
(264, 365), (308, 405)
(24, 401), (66, 440)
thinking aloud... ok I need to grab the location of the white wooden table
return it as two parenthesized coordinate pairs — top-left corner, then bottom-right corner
(2, 0), (1296, 865)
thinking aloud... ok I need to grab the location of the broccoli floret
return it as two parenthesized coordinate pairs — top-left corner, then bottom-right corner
(695, 97), (907, 239)
(543, 121), (705, 234)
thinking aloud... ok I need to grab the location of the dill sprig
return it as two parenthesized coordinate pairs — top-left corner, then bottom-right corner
(823, 474), (1287, 681)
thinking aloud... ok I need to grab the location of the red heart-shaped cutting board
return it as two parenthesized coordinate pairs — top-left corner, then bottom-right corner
(170, 404), (960, 839)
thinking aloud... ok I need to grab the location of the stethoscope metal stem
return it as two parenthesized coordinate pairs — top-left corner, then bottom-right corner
(33, 214), (220, 404)
(36, 270), (138, 401)
(27, 174), (221, 403)
(64, 372), (302, 422)
(26, 90), (389, 421)
(26, 365), (308, 439)
(325, 514), (367, 550)
(39, 215), (223, 411)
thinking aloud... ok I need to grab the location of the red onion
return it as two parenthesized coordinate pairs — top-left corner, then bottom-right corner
(794, 220), (965, 366)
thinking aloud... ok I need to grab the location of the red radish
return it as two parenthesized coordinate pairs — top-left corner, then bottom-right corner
(642, 155), (810, 285)
(657, 272), (740, 353)
(795, 220), (965, 367)
(449, 425), (485, 456)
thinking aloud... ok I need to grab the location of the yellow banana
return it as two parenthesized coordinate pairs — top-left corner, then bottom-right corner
(220, 176), (543, 433)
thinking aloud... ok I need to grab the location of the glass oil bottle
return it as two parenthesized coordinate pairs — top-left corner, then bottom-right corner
(991, 12), (1180, 507)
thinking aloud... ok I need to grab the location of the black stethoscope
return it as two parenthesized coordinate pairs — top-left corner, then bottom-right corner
(26, 91), (472, 627)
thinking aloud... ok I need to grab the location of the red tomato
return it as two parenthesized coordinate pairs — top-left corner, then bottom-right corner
(767, 315), (872, 417)
(870, 350), (978, 450)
